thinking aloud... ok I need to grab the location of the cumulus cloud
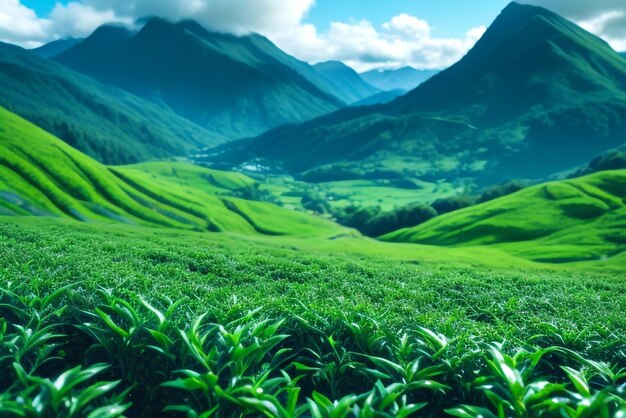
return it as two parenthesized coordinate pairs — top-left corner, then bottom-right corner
(0, 0), (50, 48)
(270, 17), (486, 71)
(520, 0), (626, 51)
(0, 0), (486, 70)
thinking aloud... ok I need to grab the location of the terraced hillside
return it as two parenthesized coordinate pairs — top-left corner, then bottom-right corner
(383, 170), (626, 263)
(0, 107), (348, 237)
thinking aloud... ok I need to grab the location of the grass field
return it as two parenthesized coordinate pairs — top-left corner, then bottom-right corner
(1, 216), (625, 417)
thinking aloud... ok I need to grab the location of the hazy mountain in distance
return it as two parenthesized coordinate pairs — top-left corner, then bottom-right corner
(360, 67), (440, 92)
(351, 89), (405, 106)
(31, 38), (84, 58)
(313, 61), (381, 103)
(54, 18), (345, 140)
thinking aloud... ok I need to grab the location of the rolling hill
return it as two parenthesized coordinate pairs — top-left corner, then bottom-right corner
(360, 67), (439, 92)
(313, 61), (381, 103)
(0, 41), (223, 165)
(0, 107), (350, 238)
(201, 2), (626, 186)
(53, 19), (345, 139)
(382, 170), (626, 263)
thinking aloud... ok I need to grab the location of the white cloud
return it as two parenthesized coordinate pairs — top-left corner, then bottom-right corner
(269, 17), (485, 71)
(0, 0), (50, 47)
(0, 0), (485, 70)
(48, 3), (130, 39)
(520, 0), (626, 51)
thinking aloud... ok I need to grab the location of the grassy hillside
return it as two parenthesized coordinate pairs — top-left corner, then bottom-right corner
(313, 60), (381, 103)
(383, 170), (626, 263)
(54, 19), (344, 139)
(0, 107), (348, 237)
(202, 3), (626, 186)
(0, 42), (223, 165)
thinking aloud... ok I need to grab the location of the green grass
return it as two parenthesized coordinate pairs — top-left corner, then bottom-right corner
(382, 170), (626, 263)
(0, 216), (625, 417)
(0, 107), (349, 237)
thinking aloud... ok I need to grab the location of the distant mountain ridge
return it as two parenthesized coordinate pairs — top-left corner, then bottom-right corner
(360, 67), (439, 92)
(351, 89), (405, 106)
(54, 18), (346, 139)
(313, 61), (381, 103)
(201, 2), (626, 186)
(0, 41), (221, 164)
(31, 38), (83, 58)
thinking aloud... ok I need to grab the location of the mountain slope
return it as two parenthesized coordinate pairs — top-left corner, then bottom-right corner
(352, 89), (405, 106)
(313, 61), (381, 103)
(0, 41), (223, 164)
(202, 2), (626, 185)
(360, 67), (439, 92)
(31, 38), (83, 58)
(54, 19), (345, 139)
(0, 107), (349, 238)
(382, 170), (626, 263)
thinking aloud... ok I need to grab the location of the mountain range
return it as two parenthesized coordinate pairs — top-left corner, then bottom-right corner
(0, 41), (222, 164)
(360, 67), (439, 92)
(200, 2), (626, 187)
(31, 38), (84, 58)
(52, 18), (350, 139)
(313, 61), (381, 103)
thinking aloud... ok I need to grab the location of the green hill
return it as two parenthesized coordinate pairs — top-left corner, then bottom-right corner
(360, 66), (439, 92)
(382, 170), (626, 263)
(202, 3), (626, 186)
(313, 61), (381, 103)
(0, 41), (223, 165)
(54, 19), (345, 139)
(0, 107), (349, 238)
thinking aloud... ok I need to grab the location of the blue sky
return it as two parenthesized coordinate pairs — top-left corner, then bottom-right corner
(303, 1), (510, 38)
(24, 0), (510, 38)
(4, 0), (626, 71)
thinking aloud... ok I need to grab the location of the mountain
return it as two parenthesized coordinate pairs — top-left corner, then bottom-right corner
(352, 89), (405, 106)
(360, 67), (439, 92)
(0, 106), (349, 238)
(382, 169), (626, 263)
(53, 18), (345, 139)
(0, 41), (222, 164)
(31, 38), (83, 58)
(313, 61), (381, 103)
(201, 2), (626, 186)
